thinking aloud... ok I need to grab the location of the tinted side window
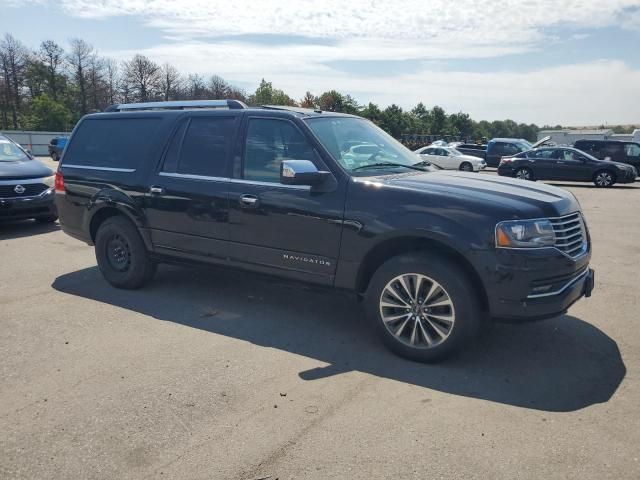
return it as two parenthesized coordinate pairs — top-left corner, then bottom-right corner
(64, 118), (161, 169)
(531, 149), (556, 159)
(176, 117), (234, 177)
(162, 120), (188, 173)
(625, 144), (640, 157)
(244, 119), (316, 183)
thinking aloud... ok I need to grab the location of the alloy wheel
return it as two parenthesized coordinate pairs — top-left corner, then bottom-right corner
(595, 172), (613, 187)
(379, 273), (456, 349)
(515, 168), (531, 180)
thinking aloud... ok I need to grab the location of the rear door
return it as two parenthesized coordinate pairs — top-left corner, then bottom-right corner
(143, 113), (239, 262)
(528, 148), (557, 179)
(226, 115), (345, 285)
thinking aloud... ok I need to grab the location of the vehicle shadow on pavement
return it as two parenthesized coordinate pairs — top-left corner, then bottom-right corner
(52, 264), (626, 413)
(0, 220), (59, 240)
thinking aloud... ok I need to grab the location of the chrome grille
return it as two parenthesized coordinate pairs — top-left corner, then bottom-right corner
(550, 213), (587, 258)
(0, 183), (49, 198)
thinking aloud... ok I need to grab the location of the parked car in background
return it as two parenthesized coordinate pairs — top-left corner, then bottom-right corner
(455, 143), (487, 160)
(48, 136), (68, 161)
(415, 145), (486, 171)
(0, 134), (58, 223)
(486, 138), (534, 167)
(56, 100), (595, 362)
(497, 146), (636, 187)
(573, 139), (640, 174)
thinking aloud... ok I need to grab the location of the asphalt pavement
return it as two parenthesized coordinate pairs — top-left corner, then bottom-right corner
(1, 158), (638, 479)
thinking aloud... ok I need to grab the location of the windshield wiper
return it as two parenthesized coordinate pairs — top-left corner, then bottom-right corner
(352, 162), (426, 172)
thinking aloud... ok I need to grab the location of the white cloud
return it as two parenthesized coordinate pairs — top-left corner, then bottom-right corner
(7, 0), (640, 124)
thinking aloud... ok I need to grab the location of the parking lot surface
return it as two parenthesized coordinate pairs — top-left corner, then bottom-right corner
(1, 158), (639, 479)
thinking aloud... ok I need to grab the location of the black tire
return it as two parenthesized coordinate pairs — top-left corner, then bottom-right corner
(95, 216), (156, 289)
(51, 151), (59, 161)
(35, 214), (58, 223)
(593, 170), (615, 188)
(459, 162), (473, 172)
(514, 167), (533, 181)
(365, 252), (481, 362)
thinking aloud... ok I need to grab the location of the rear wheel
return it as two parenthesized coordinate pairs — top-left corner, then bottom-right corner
(365, 253), (481, 362)
(95, 216), (156, 289)
(514, 167), (533, 181)
(593, 170), (615, 187)
(459, 162), (473, 172)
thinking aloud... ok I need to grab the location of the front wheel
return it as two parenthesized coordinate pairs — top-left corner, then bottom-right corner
(459, 162), (473, 172)
(95, 216), (157, 289)
(51, 151), (59, 161)
(593, 170), (615, 187)
(365, 253), (481, 362)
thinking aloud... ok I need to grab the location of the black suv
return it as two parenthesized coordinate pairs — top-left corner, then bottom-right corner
(55, 100), (595, 362)
(574, 139), (640, 173)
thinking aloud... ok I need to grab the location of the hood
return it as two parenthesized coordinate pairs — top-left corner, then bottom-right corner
(0, 159), (53, 180)
(370, 170), (578, 218)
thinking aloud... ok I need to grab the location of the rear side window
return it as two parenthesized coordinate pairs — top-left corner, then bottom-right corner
(162, 116), (235, 177)
(64, 118), (161, 169)
(625, 143), (640, 157)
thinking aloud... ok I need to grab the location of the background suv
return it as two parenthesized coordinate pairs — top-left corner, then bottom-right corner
(573, 139), (640, 174)
(55, 100), (594, 362)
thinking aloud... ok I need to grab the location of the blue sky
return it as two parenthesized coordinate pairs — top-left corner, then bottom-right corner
(2, 0), (640, 125)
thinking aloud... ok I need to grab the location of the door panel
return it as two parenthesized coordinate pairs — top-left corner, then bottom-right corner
(144, 115), (237, 260)
(227, 117), (345, 284)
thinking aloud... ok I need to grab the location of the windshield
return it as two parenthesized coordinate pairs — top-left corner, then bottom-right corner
(306, 117), (434, 175)
(516, 140), (532, 151)
(0, 139), (30, 162)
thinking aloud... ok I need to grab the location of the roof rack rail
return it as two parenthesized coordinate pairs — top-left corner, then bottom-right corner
(104, 99), (248, 112)
(261, 105), (319, 115)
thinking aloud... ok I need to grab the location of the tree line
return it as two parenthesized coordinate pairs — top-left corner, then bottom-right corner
(1, 33), (635, 142)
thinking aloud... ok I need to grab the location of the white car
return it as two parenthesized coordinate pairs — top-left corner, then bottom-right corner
(415, 146), (487, 172)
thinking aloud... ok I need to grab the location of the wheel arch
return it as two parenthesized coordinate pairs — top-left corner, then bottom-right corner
(355, 235), (489, 313)
(87, 202), (152, 250)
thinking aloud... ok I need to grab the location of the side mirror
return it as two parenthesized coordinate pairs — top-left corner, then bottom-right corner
(280, 160), (329, 186)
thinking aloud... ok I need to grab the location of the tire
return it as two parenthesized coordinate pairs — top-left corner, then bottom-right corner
(514, 167), (533, 181)
(459, 162), (473, 172)
(51, 151), (59, 161)
(593, 170), (615, 188)
(35, 214), (58, 223)
(95, 216), (157, 289)
(365, 252), (481, 362)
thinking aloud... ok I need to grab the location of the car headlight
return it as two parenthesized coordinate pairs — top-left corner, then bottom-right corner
(43, 175), (55, 188)
(496, 219), (556, 248)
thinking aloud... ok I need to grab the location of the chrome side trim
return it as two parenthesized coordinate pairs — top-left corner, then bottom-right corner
(158, 172), (310, 190)
(62, 164), (136, 173)
(526, 268), (590, 299)
(159, 172), (226, 182)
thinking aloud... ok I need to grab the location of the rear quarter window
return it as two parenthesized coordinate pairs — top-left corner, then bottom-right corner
(63, 117), (162, 170)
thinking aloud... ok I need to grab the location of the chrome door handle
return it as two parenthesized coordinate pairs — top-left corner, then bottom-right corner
(556, 161), (565, 164)
(239, 194), (259, 207)
(149, 186), (165, 194)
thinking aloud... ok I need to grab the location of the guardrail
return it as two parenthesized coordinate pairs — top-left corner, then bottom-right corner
(0, 130), (71, 156)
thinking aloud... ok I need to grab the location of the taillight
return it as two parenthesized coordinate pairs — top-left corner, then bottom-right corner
(54, 170), (65, 192)
(499, 157), (513, 166)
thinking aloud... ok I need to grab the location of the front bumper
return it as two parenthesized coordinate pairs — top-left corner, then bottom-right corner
(0, 188), (57, 221)
(476, 161), (487, 171)
(480, 246), (593, 322)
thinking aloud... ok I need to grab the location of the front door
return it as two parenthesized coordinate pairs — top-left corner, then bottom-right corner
(144, 114), (238, 262)
(227, 116), (345, 285)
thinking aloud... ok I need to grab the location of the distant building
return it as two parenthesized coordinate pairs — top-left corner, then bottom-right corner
(537, 129), (613, 145)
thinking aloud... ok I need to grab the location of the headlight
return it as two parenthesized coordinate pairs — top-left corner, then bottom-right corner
(496, 219), (556, 248)
(43, 175), (55, 188)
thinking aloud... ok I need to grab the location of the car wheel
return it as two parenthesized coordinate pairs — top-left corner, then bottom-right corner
(365, 252), (481, 362)
(459, 162), (473, 172)
(51, 152), (59, 161)
(593, 170), (615, 188)
(35, 214), (58, 223)
(95, 216), (157, 289)
(514, 167), (533, 181)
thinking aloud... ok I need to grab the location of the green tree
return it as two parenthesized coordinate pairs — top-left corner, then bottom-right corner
(428, 105), (447, 135)
(28, 94), (72, 130)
